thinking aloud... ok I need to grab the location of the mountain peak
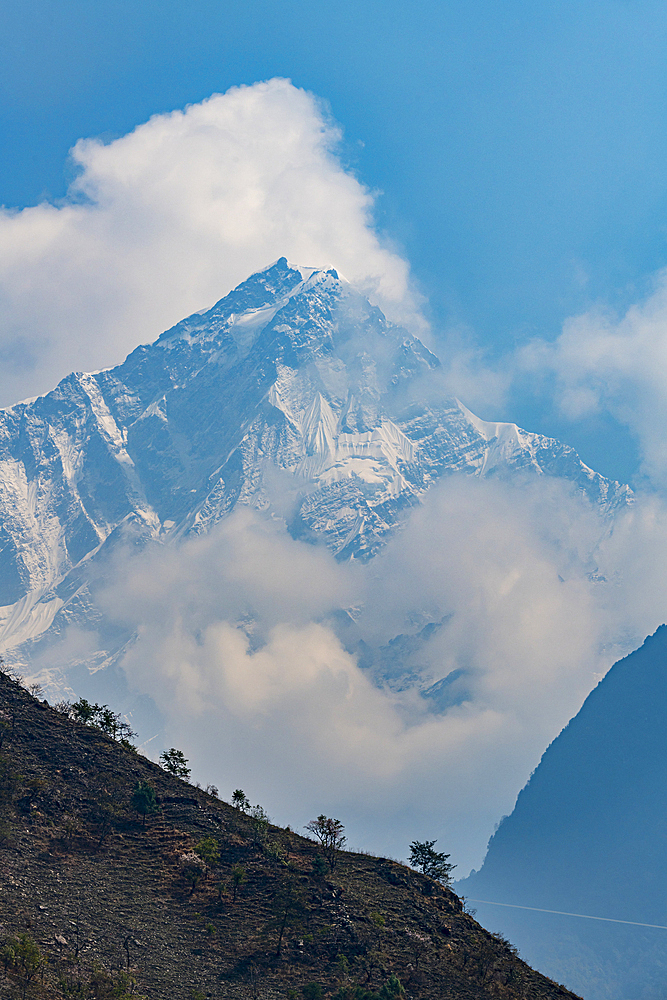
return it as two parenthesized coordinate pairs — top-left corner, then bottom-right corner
(156, 257), (345, 356)
(258, 255), (342, 283)
(0, 262), (632, 677)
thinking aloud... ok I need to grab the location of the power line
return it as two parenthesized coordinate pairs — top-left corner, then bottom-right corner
(465, 899), (667, 931)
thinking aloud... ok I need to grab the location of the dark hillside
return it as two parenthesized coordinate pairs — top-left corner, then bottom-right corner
(0, 670), (580, 1000)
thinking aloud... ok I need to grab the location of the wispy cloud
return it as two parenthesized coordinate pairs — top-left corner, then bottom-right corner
(517, 271), (667, 487)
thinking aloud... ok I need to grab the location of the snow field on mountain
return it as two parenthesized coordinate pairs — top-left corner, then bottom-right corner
(0, 259), (656, 870)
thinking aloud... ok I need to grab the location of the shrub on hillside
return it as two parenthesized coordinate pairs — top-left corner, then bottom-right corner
(194, 836), (220, 867)
(180, 852), (206, 895)
(333, 974), (405, 1000)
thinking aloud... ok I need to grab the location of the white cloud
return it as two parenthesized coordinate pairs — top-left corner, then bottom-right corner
(518, 270), (667, 487)
(94, 479), (667, 874)
(0, 79), (422, 406)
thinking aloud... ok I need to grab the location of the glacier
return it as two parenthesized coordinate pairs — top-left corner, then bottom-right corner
(0, 257), (631, 689)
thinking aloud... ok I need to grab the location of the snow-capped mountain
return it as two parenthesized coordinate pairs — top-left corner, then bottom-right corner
(0, 258), (630, 670)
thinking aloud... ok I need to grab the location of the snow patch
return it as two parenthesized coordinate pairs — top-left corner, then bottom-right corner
(0, 590), (65, 652)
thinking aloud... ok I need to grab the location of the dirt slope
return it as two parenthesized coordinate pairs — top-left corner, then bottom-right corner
(0, 672), (581, 1000)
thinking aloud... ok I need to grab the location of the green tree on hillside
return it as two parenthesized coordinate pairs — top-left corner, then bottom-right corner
(194, 836), (220, 867)
(69, 698), (137, 747)
(268, 878), (305, 958)
(2, 933), (43, 1000)
(131, 781), (159, 827)
(303, 985), (324, 1000)
(232, 788), (250, 811)
(408, 839), (455, 884)
(305, 815), (346, 870)
(159, 748), (191, 780)
(230, 864), (247, 902)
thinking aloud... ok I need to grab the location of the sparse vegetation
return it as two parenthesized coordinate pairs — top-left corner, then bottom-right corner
(333, 973), (406, 1000)
(90, 772), (126, 846)
(0, 751), (21, 806)
(85, 966), (143, 1000)
(0, 670), (580, 1000)
(268, 877), (306, 958)
(249, 803), (270, 846)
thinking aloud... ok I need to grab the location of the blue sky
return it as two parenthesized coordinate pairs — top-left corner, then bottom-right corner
(8, 1), (667, 869)
(3, 0), (667, 481)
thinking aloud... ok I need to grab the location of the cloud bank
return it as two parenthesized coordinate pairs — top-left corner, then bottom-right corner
(0, 79), (420, 407)
(95, 479), (667, 873)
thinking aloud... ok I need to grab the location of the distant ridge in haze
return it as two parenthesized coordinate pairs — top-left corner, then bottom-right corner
(458, 625), (667, 1000)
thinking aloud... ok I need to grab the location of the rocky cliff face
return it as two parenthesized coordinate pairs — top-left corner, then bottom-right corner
(0, 257), (631, 669)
